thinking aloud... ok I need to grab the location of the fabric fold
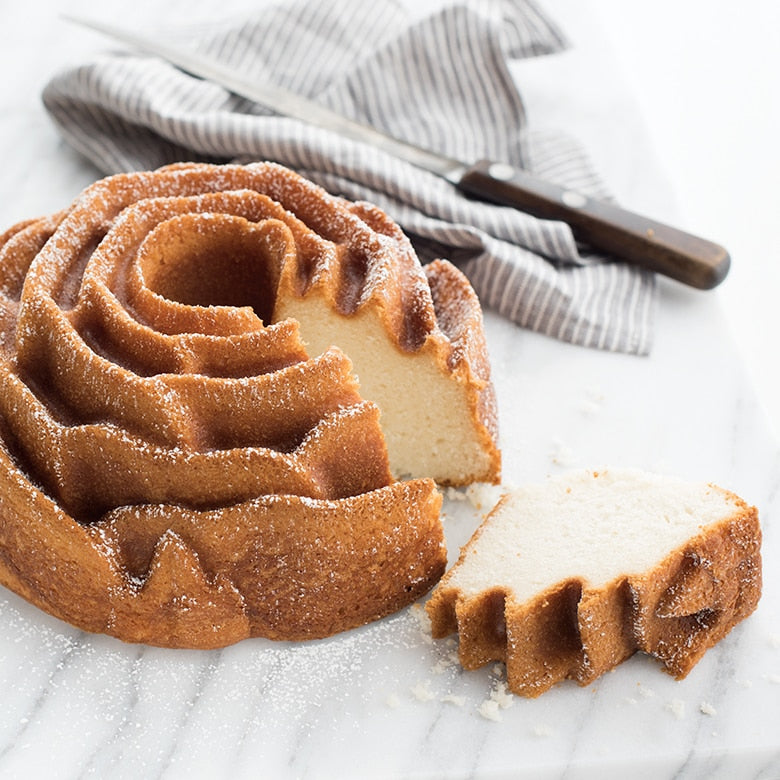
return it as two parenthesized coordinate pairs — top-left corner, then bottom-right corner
(42, 0), (655, 354)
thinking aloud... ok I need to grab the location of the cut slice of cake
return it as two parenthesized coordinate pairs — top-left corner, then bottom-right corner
(426, 468), (762, 697)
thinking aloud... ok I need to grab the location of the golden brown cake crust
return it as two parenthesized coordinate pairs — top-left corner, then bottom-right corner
(427, 484), (762, 698)
(425, 259), (500, 480)
(0, 161), (490, 647)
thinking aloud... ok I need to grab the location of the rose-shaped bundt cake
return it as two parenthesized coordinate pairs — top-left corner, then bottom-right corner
(0, 162), (500, 647)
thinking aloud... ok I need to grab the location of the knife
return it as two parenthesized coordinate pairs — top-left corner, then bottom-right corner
(64, 14), (730, 290)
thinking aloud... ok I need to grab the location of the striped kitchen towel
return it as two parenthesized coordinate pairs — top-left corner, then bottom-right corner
(42, 0), (656, 354)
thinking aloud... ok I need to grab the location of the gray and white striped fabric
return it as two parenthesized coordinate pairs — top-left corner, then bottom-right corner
(43, 0), (656, 354)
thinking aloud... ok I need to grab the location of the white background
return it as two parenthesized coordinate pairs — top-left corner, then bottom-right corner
(590, 0), (780, 438)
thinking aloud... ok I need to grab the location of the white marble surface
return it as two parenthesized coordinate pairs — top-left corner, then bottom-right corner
(1, 1), (779, 778)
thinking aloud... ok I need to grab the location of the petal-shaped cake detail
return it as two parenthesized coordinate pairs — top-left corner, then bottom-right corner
(0, 161), (499, 647)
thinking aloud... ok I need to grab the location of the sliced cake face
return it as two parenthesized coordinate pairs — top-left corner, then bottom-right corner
(272, 195), (501, 487)
(0, 161), (471, 647)
(427, 469), (762, 697)
(443, 470), (746, 600)
(276, 264), (500, 486)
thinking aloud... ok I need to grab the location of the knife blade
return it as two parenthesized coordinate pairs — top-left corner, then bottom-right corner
(64, 14), (730, 290)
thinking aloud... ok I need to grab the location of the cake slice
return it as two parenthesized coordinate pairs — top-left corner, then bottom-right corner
(426, 468), (762, 697)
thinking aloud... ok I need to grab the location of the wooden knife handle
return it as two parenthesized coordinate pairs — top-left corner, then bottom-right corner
(456, 160), (730, 290)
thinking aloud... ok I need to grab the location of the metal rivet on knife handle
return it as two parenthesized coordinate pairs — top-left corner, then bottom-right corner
(457, 160), (730, 290)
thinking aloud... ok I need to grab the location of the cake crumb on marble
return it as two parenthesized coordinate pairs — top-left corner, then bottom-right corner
(477, 699), (502, 722)
(666, 699), (686, 719)
(411, 680), (436, 701)
(549, 438), (576, 466)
